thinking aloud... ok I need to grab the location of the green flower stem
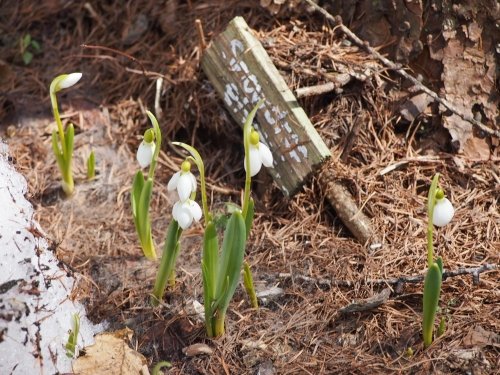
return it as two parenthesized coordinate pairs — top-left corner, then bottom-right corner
(49, 80), (66, 149)
(242, 99), (264, 219)
(172, 142), (210, 221)
(151, 220), (182, 306)
(146, 111), (162, 180)
(427, 173), (440, 268)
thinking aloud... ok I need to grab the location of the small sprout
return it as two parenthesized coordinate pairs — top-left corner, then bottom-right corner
(20, 34), (41, 65)
(437, 316), (446, 337)
(405, 347), (414, 358)
(87, 150), (95, 180)
(49, 73), (82, 196)
(65, 313), (80, 358)
(243, 261), (258, 309)
(152, 361), (172, 375)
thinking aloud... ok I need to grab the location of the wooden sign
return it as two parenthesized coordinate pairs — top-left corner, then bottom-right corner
(201, 16), (331, 196)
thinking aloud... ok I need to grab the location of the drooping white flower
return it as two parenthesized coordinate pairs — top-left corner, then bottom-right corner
(167, 160), (197, 202)
(136, 128), (156, 168)
(245, 130), (273, 177)
(58, 73), (82, 90)
(172, 199), (202, 229)
(433, 197), (454, 227)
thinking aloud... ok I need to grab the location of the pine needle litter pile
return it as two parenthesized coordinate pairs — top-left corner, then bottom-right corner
(1, 1), (498, 374)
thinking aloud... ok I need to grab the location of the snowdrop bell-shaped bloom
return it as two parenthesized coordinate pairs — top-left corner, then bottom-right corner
(136, 129), (155, 168)
(245, 130), (273, 177)
(173, 199), (202, 229)
(432, 190), (454, 227)
(167, 160), (197, 202)
(57, 73), (82, 90)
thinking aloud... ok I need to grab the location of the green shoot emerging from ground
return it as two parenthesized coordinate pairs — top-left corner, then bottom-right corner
(422, 173), (454, 348)
(131, 111), (162, 260)
(49, 73), (82, 196)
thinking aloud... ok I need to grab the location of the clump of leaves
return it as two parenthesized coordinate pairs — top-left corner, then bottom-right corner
(20, 34), (41, 65)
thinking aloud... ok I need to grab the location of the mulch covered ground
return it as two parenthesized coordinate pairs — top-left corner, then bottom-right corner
(1, 1), (498, 374)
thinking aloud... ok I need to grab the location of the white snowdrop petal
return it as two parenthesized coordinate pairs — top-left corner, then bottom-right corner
(189, 200), (202, 222)
(433, 198), (455, 227)
(167, 171), (180, 191)
(259, 142), (274, 168)
(177, 173), (193, 201)
(248, 146), (262, 177)
(172, 201), (182, 221)
(176, 211), (193, 230)
(59, 73), (82, 89)
(137, 141), (155, 168)
(189, 173), (197, 193)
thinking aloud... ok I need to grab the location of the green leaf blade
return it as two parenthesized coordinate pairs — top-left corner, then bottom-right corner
(214, 211), (246, 316)
(423, 263), (443, 348)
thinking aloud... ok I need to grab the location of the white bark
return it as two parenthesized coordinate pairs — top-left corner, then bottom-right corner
(0, 142), (105, 374)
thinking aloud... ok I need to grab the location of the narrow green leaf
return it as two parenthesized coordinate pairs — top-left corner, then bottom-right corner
(22, 51), (33, 65)
(214, 211), (246, 316)
(87, 150), (95, 180)
(436, 256), (444, 276)
(138, 179), (153, 228)
(65, 313), (80, 358)
(65, 123), (75, 162)
(422, 263), (442, 348)
(203, 221), (219, 302)
(201, 260), (214, 335)
(244, 198), (255, 240)
(30, 39), (41, 52)
(22, 34), (31, 49)
(437, 316), (446, 338)
(243, 261), (258, 308)
(131, 171), (145, 218)
(137, 178), (154, 258)
(151, 220), (181, 306)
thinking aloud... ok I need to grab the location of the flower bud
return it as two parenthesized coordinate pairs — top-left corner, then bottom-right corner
(433, 197), (454, 227)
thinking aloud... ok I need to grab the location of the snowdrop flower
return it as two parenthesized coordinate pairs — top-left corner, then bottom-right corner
(136, 129), (156, 168)
(58, 73), (82, 90)
(172, 199), (202, 229)
(245, 129), (273, 177)
(432, 190), (454, 227)
(167, 160), (197, 202)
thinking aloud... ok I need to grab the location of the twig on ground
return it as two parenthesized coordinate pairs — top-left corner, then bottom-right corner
(295, 73), (351, 98)
(279, 263), (498, 291)
(195, 19), (207, 52)
(302, 0), (500, 138)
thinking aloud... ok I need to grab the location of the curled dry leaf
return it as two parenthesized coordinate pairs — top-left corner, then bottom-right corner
(182, 343), (214, 357)
(73, 328), (147, 375)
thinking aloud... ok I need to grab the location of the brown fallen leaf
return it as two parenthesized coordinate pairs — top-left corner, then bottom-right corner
(73, 328), (148, 375)
(463, 325), (500, 349)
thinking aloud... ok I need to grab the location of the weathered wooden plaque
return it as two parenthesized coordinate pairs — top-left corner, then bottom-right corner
(202, 16), (331, 196)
